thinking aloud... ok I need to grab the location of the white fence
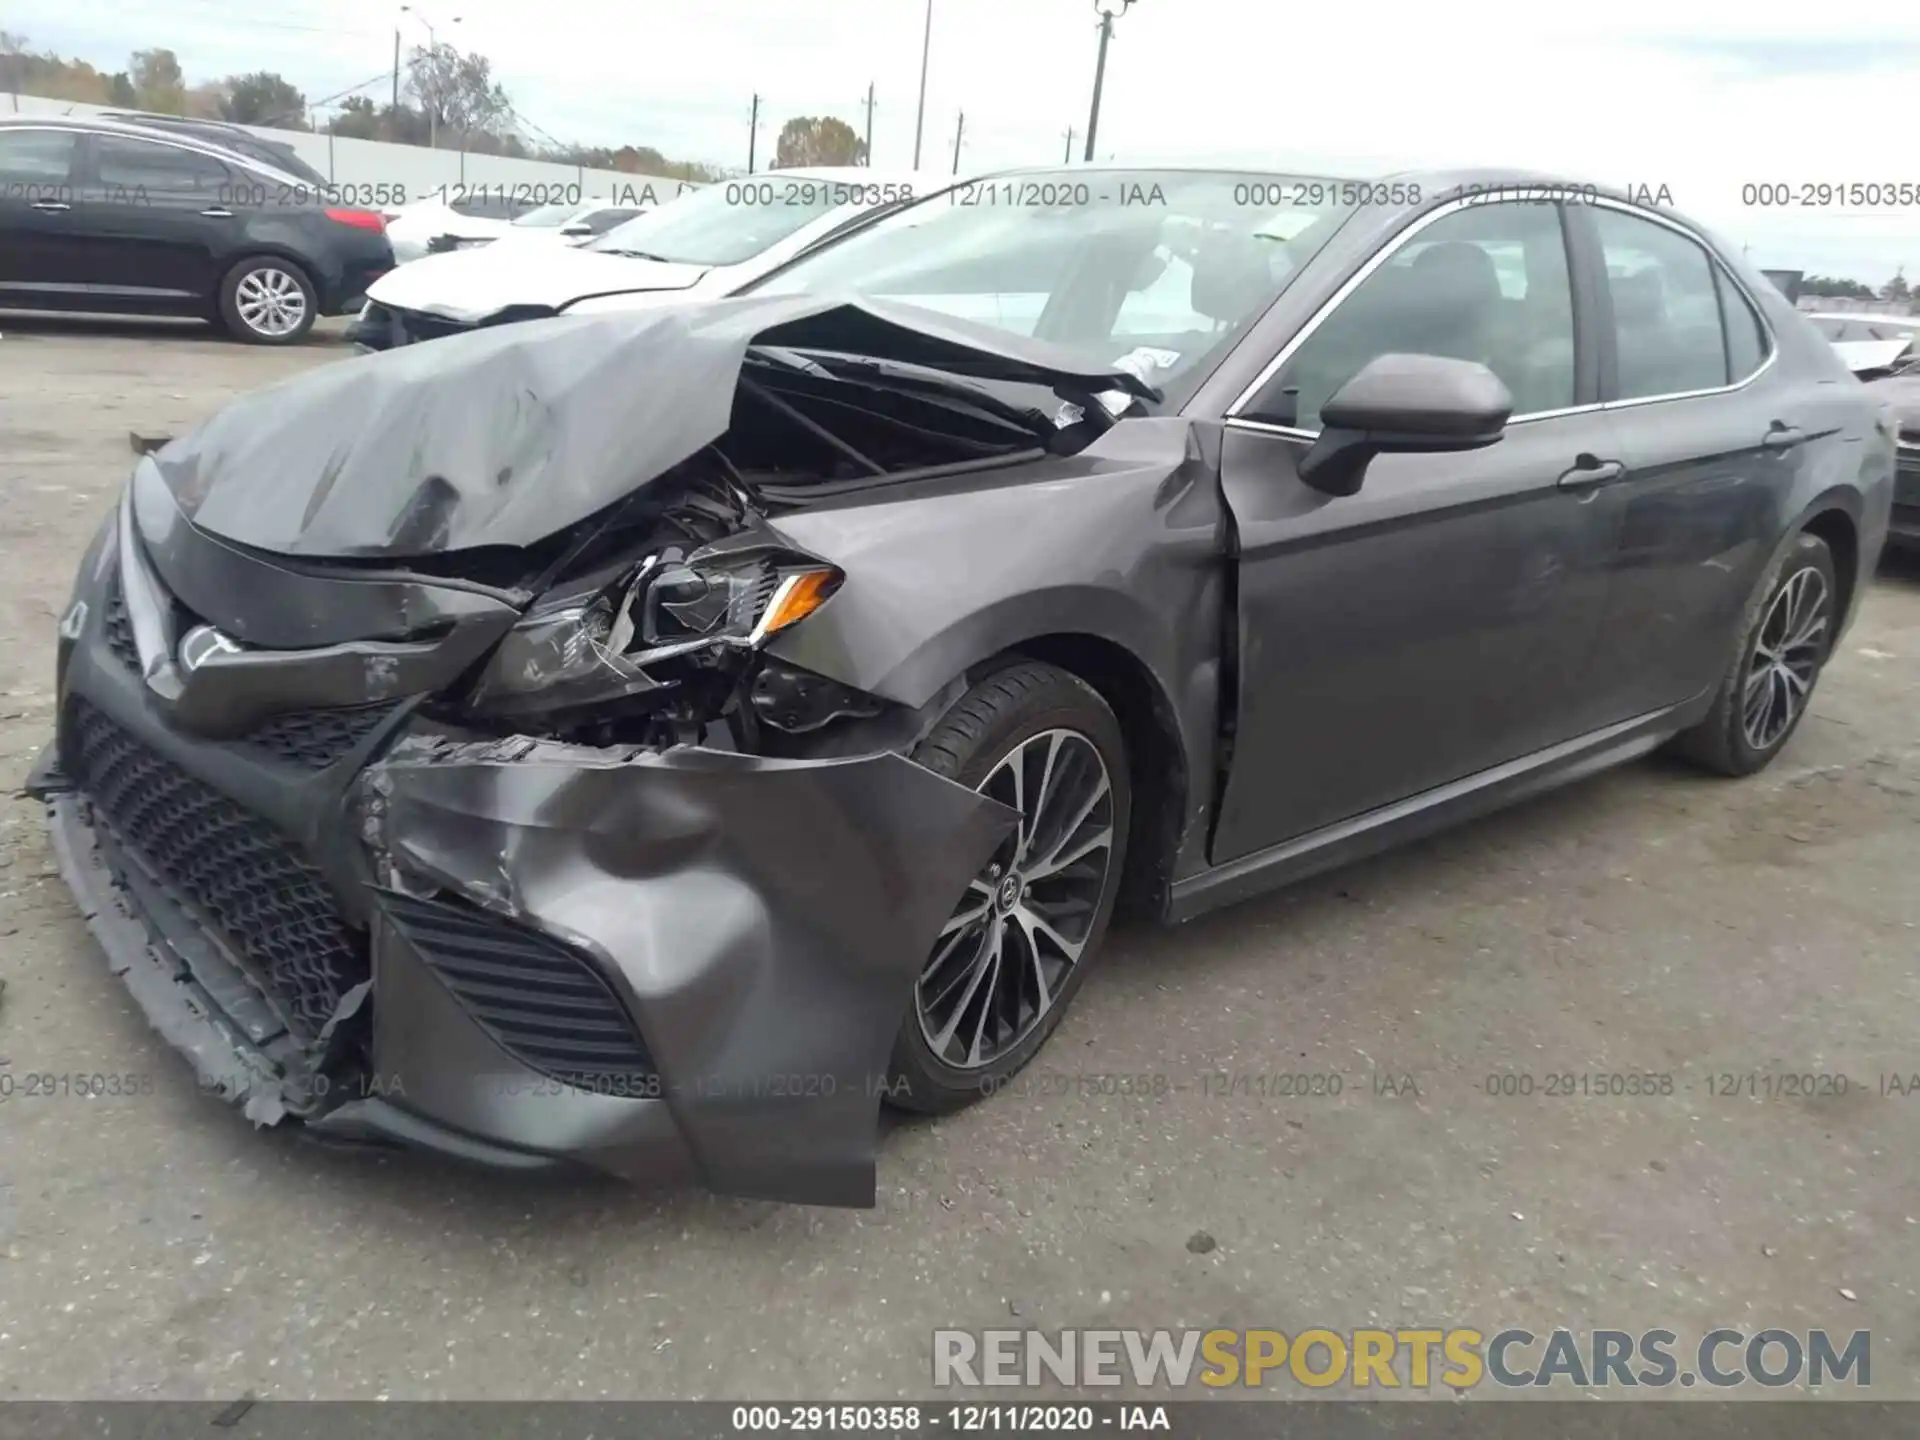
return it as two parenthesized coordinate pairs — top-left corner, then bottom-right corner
(2, 91), (704, 207)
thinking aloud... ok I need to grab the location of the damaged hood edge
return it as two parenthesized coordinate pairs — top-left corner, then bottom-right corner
(154, 293), (1161, 560)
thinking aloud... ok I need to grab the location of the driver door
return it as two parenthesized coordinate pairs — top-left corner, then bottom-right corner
(1210, 198), (1628, 864)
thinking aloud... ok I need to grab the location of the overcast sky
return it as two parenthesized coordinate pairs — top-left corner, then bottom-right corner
(11, 0), (1920, 281)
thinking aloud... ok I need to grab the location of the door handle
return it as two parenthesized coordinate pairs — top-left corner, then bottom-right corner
(30, 199), (71, 212)
(199, 207), (235, 218)
(1556, 455), (1626, 491)
(1761, 423), (1807, 451)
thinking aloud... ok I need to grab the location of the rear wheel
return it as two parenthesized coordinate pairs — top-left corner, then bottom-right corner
(887, 662), (1131, 1114)
(1670, 531), (1837, 776)
(218, 256), (317, 344)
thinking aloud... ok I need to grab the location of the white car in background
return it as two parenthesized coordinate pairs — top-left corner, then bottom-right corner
(350, 167), (930, 348)
(419, 197), (654, 255)
(382, 189), (543, 264)
(1805, 311), (1920, 377)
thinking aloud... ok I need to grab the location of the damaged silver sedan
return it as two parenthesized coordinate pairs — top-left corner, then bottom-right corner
(31, 167), (1892, 1205)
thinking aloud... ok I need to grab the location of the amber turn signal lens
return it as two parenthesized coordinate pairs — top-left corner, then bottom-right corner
(758, 568), (842, 639)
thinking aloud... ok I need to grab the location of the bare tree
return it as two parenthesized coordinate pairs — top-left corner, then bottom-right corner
(404, 42), (509, 143)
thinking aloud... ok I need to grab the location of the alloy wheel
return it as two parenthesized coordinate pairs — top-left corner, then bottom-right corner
(234, 267), (309, 338)
(1741, 565), (1830, 752)
(916, 728), (1116, 1071)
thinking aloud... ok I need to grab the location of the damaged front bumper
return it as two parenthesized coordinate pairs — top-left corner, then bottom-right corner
(35, 521), (1013, 1207)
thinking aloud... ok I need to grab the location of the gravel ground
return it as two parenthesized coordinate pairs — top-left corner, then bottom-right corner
(1, 315), (1916, 1401)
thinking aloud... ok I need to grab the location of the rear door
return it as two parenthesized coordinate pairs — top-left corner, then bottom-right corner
(0, 127), (87, 300)
(69, 133), (244, 308)
(1571, 203), (1812, 719)
(1211, 198), (1629, 861)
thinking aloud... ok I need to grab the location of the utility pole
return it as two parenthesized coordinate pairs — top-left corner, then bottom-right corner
(390, 29), (400, 134)
(861, 82), (876, 166)
(747, 92), (760, 173)
(951, 110), (964, 175)
(911, 0), (933, 169)
(1063, 127), (1076, 163)
(1084, 0), (1135, 163)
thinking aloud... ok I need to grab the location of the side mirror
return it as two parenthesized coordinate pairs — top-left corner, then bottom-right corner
(1296, 354), (1513, 497)
(560, 222), (594, 237)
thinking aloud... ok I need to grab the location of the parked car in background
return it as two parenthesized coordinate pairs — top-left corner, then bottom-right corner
(425, 197), (648, 254)
(96, 111), (332, 189)
(0, 115), (392, 343)
(32, 166), (1892, 1205)
(386, 188), (568, 263)
(350, 168), (925, 348)
(1862, 369), (1920, 546)
(1806, 312), (1920, 378)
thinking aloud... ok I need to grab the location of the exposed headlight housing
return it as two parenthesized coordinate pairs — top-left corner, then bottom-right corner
(469, 551), (841, 716)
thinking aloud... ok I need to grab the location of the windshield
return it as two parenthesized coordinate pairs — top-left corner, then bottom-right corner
(512, 200), (591, 228)
(749, 170), (1364, 391)
(586, 182), (843, 265)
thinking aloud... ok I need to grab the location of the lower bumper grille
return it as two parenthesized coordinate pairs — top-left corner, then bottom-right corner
(66, 699), (367, 1039)
(102, 574), (138, 671)
(379, 890), (655, 1087)
(241, 705), (398, 770)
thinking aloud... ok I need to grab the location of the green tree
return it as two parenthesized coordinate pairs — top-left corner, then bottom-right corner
(129, 47), (185, 112)
(329, 95), (384, 139)
(222, 71), (306, 127)
(772, 115), (866, 168)
(1881, 268), (1910, 304)
(1801, 274), (1874, 300)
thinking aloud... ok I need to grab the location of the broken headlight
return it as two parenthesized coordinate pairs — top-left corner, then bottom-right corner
(469, 553), (841, 716)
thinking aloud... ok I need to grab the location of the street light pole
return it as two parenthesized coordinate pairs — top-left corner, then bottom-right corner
(1083, 0), (1133, 164)
(911, 0), (932, 169)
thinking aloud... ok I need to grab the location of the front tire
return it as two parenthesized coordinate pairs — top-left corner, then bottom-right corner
(887, 662), (1131, 1114)
(218, 256), (317, 345)
(1670, 531), (1837, 776)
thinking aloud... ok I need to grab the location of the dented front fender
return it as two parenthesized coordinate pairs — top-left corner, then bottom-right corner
(345, 733), (1016, 1206)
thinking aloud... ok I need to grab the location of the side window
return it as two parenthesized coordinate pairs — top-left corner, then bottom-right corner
(1255, 201), (1575, 430)
(91, 136), (232, 193)
(1716, 269), (1769, 383)
(1593, 208), (1727, 399)
(0, 129), (78, 185)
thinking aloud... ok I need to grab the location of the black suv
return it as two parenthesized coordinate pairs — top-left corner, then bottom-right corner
(0, 116), (393, 344)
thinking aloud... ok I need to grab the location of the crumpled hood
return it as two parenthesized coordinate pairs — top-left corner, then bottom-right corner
(151, 293), (1161, 559)
(367, 243), (711, 323)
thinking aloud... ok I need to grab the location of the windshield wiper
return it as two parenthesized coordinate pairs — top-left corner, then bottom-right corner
(599, 248), (678, 263)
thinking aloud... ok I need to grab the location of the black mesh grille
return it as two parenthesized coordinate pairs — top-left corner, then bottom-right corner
(102, 573), (138, 671)
(380, 890), (655, 1086)
(66, 699), (366, 1039)
(392, 306), (477, 344)
(239, 705), (398, 770)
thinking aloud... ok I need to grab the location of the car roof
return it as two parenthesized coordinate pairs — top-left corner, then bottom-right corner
(100, 111), (255, 134)
(0, 113), (311, 184)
